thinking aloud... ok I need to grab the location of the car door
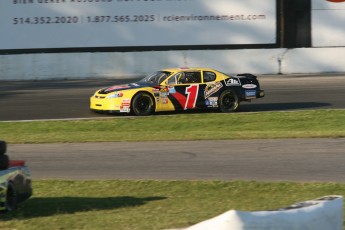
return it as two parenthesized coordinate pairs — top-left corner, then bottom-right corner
(164, 71), (206, 111)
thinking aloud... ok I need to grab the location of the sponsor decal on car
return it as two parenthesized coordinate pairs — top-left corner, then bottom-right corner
(204, 82), (223, 99)
(120, 107), (130, 113)
(242, 84), (257, 89)
(245, 90), (257, 98)
(162, 98), (169, 104)
(225, 78), (241, 86)
(205, 97), (218, 107)
(160, 92), (169, 97)
(168, 86), (176, 94)
(120, 99), (131, 112)
(106, 85), (130, 92)
(160, 87), (169, 93)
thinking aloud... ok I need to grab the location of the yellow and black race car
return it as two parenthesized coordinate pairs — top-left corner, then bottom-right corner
(90, 67), (265, 116)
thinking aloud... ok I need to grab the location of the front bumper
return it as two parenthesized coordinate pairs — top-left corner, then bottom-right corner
(90, 96), (131, 113)
(90, 108), (121, 114)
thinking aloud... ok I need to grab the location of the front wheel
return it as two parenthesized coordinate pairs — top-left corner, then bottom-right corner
(131, 92), (155, 116)
(218, 89), (239, 113)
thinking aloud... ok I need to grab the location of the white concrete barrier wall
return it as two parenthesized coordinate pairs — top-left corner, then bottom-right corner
(1, 47), (345, 81)
(185, 196), (343, 230)
(282, 47), (345, 74)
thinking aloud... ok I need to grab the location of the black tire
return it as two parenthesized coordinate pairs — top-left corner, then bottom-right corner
(218, 89), (239, 113)
(6, 182), (18, 211)
(131, 92), (155, 116)
(0, 141), (6, 155)
(0, 154), (9, 170)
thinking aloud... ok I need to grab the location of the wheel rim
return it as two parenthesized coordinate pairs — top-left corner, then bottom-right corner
(136, 95), (151, 113)
(132, 93), (154, 116)
(222, 92), (236, 110)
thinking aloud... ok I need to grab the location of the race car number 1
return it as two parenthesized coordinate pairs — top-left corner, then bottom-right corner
(184, 85), (199, 110)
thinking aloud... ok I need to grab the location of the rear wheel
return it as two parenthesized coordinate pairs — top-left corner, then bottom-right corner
(6, 182), (18, 211)
(131, 92), (154, 116)
(218, 89), (239, 112)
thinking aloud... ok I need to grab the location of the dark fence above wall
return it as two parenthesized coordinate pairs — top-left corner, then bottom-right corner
(280, 0), (312, 48)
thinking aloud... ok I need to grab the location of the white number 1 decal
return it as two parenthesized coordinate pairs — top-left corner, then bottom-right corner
(184, 85), (199, 110)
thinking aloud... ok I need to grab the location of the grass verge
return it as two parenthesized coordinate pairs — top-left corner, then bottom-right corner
(0, 110), (344, 144)
(1, 180), (345, 230)
(1, 110), (344, 229)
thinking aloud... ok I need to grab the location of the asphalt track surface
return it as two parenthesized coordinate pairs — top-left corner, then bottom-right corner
(1, 74), (345, 121)
(1, 74), (345, 182)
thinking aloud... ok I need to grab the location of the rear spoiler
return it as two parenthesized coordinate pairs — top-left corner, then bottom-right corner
(0, 141), (26, 170)
(9, 160), (26, 168)
(237, 73), (257, 79)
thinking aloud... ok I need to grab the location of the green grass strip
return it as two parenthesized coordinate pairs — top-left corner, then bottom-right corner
(0, 110), (344, 144)
(1, 180), (345, 230)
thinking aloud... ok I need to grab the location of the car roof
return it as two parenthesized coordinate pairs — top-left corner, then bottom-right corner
(162, 67), (218, 73)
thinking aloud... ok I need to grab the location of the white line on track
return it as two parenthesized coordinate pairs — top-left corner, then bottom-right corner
(0, 114), (178, 122)
(0, 109), (343, 123)
(0, 116), (118, 123)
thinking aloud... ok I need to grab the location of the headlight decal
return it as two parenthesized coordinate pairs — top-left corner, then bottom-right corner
(106, 92), (124, 99)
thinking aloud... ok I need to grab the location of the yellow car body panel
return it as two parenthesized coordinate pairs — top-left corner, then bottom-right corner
(90, 86), (176, 113)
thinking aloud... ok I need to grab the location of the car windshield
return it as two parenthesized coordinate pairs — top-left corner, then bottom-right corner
(139, 71), (172, 85)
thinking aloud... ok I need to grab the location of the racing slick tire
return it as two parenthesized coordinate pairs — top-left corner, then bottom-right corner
(218, 89), (239, 113)
(6, 182), (18, 211)
(0, 154), (9, 170)
(0, 141), (6, 155)
(131, 92), (155, 116)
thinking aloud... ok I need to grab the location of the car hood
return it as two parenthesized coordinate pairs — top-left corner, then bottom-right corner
(99, 82), (154, 94)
